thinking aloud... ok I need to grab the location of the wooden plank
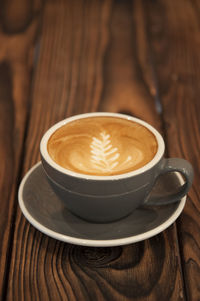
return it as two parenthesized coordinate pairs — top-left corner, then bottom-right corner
(99, 0), (161, 128)
(0, 0), (41, 299)
(6, 0), (186, 300)
(144, 0), (200, 300)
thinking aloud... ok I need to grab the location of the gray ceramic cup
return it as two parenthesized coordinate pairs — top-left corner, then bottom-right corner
(40, 112), (194, 223)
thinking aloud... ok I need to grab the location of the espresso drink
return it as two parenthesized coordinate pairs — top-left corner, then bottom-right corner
(47, 117), (158, 176)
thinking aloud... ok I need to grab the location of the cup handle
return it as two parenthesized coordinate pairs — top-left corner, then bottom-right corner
(145, 158), (194, 205)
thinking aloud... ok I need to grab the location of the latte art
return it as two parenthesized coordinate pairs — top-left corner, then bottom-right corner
(47, 117), (158, 176)
(90, 132), (141, 172)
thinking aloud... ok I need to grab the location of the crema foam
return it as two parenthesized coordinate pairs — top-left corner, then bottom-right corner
(47, 117), (158, 176)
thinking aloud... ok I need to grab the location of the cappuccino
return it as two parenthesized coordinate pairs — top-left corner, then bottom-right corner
(47, 117), (158, 176)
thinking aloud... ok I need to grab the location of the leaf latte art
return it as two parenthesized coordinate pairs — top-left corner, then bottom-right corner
(90, 132), (133, 172)
(47, 117), (158, 176)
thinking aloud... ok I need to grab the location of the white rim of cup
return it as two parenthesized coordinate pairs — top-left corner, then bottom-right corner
(40, 112), (165, 180)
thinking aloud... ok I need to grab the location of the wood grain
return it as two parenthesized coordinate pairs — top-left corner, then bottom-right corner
(99, 0), (161, 128)
(5, 0), (188, 300)
(0, 0), (41, 299)
(144, 0), (200, 300)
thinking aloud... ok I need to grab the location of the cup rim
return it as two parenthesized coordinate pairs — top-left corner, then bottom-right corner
(40, 112), (165, 180)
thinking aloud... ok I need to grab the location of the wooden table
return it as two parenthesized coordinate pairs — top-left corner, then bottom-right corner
(0, 0), (199, 300)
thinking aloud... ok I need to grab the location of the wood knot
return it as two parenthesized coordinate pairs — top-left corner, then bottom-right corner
(73, 246), (122, 267)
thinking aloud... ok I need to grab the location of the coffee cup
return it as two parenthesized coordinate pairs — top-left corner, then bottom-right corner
(40, 112), (193, 223)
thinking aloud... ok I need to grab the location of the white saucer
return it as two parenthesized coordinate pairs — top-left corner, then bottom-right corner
(18, 162), (186, 247)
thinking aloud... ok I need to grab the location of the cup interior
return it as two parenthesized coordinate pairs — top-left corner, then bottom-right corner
(40, 112), (165, 180)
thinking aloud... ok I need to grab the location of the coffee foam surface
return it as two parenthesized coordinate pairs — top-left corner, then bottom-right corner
(47, 117), (158, 176)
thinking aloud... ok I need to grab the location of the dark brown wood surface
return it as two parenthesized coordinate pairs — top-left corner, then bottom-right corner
(0, 0), (42, 298)
(0, 0), (199, 300)
(145, 1), (200, 300)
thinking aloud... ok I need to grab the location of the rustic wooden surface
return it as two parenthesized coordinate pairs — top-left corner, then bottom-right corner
(0, 0), (199, 300)
(145, 1), (200, 300)
(0, 0), (41, 298)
